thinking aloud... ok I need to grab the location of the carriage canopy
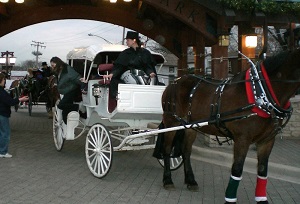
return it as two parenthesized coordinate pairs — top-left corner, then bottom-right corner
(66, 44), (166, 79)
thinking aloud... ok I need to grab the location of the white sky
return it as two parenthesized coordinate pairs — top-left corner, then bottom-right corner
(0, 19), (127, 66)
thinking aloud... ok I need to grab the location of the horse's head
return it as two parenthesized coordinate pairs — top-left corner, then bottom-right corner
(263, 49), (300, 102)
(264, 49), (300, 81)
(9, 79), (19, 89)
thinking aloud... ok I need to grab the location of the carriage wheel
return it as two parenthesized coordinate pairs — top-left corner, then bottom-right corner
(28, 92), (33, 116)
(53, 100), (65, 151)
(85, 123), (113, 178)
(157, 150), (183, 171)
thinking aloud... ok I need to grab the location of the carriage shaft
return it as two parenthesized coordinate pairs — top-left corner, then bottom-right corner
(113, 121), (208, 150)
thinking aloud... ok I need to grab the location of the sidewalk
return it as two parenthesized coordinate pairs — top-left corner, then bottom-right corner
(0, 106), (299, 204)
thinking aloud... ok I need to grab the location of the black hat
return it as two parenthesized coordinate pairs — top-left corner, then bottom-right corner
(42, 62), (47, 66)
(125, 31), (139, 40)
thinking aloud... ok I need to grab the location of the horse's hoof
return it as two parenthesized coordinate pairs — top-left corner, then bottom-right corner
(257, 201), (268, 204)
(163, 183), (176, 191)
(224, 202), (236, 204)
(187, 184), (199, 192)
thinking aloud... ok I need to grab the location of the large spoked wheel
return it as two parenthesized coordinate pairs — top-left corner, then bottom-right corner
(28, 92), (33, 116)
(53, 100), (65, 151)
(86, 123), (113, 178)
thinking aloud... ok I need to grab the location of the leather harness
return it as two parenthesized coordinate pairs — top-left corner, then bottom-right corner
(166, 61), (293, 145)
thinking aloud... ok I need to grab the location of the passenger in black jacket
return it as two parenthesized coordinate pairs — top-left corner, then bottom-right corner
(103, 31), (157, 98)
(0, 73), (28, 158)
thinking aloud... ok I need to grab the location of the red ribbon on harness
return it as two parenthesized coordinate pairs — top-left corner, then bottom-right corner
(245, 62), (290, 118)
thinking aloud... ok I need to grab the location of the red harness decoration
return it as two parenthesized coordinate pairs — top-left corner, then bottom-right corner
(245, 63), (291, 118)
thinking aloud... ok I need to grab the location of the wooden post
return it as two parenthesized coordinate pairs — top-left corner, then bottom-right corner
(211, 45), (228, 79)
(177, 31), (189, 77)
(193, 35), (205, 76)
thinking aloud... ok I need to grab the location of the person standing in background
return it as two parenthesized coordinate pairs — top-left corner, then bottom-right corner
(0, 73), (29, 158)
(41, 61), (52, 78)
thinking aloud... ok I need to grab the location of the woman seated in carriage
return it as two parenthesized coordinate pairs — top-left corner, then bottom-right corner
(103, 31), (159, 99)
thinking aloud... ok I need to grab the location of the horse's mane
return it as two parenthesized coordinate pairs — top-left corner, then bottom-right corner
(263, 50), (290, 75)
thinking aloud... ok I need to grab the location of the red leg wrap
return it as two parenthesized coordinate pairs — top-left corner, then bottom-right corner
(255, 176), (267, 202)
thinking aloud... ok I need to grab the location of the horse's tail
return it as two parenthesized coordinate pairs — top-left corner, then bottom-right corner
(152, 121), (185, 159)
(162, 83), (177, 113)
(152, 121), (165, 159)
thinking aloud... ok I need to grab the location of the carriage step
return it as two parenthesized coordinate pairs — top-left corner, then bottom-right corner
(127, 138), (149, 146)
(66, 111), (79, 140)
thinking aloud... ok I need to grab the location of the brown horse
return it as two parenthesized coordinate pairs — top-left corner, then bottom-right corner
(158, 49), (300, 203)
(9, 79), (22, 111)
(46, 75), (60, 118)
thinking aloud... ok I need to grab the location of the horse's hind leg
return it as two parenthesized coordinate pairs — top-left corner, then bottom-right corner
(225, 138), (251, 203)
(182, 129), (198, 191)
(254, 138), (275, 204)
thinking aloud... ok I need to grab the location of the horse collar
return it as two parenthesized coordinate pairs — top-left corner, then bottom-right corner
(245, 62), (292, 119)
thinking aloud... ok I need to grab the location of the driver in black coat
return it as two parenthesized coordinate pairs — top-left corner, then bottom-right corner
(103, 31), (158, 98)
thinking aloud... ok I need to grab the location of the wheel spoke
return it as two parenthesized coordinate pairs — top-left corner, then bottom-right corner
(100, 149), (111, 154)
(100, 152), (110, 163)
(88, 138), (97, 149)
(91, 130), (98, 146)
(87, 151), (96, 159)
(100, 154), (106, 173)
(90, 153), (97, 166)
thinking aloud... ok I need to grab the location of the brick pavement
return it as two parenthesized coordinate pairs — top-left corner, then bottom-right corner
(0, 106), (299, 204)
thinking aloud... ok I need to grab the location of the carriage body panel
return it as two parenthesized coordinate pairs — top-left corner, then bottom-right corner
(82, 82), (165, 128)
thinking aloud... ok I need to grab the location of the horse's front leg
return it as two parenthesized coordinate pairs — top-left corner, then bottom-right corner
(225, 138), (251, 204)
(183, 129), (198, 191)
(254, 137), (275, 204)
(163, 131), (176, 190)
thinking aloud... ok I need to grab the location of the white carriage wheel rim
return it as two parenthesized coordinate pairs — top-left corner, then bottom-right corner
(53, 101), (64, 151)
(86, 124), (113, 178)
(158, 156), (183, 171)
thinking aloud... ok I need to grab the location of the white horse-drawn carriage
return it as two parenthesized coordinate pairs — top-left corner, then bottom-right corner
(53, 44), (208, 178)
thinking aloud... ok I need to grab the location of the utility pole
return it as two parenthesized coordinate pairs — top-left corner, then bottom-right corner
(31, 41), (46, 68)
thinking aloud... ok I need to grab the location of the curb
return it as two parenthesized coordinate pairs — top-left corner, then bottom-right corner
(191, 145), (300, 184)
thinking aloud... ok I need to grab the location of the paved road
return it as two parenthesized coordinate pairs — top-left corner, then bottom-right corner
(0, 106), (299, 204)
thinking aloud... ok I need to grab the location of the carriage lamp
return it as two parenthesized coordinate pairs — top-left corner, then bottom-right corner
(0, 0), (25, 3)
(109, 0), (132, 2)
(245, 35), (258, 48)
(218, 34), (230, 46)
(92, 84), (101, 105)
